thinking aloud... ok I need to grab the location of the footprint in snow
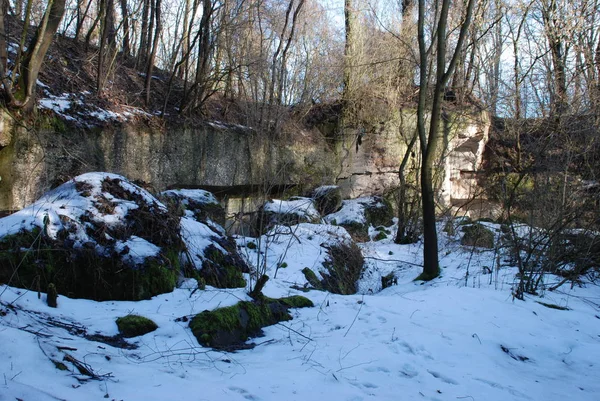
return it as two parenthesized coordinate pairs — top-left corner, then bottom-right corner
(228, 386), (260, 401)
(427, 370), (458, 385)
(377, 316), (387, 324)
(399, 363), (419, 378)
(365, 366), (390, 373)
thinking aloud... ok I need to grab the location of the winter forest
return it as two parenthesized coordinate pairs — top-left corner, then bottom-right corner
(0, 0), (599, 400)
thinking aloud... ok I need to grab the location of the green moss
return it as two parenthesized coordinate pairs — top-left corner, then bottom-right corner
(189, 298), (296, 349)
(364, 197), (394, 227)
(301, 267), (323, 290)
(339, 222), (369, 242)
(373, 231), (388, 241)
(461, 224), (495, 249)
(278, 295), (314, 308)
(200, 245), (247, 288)
(0, 228), (179, 301)
(246, 241), (257, 250)
(116, 315), (158, 338)
(414, 268), (440, 282)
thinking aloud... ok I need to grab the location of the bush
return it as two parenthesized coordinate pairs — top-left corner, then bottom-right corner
(461, 224), (495, 249)
(320, 242), (365, 294)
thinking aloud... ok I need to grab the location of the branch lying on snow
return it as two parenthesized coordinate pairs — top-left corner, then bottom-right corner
(37, 338), (114, 381)
(363, 256), (423, 267)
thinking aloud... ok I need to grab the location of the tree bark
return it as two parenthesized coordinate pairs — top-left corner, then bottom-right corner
(416, 0), (475, 280)
(10, 0), (66, 111)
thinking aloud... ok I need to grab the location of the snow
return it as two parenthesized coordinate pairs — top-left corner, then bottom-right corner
(115, 236), (161, 265)
(162, 188), (219, 206)
(36, 91), (154, 126)
(263, 197), (321, 220)
(1, 196), (600, 401)
(313, 184), (339, 196)
(0, 172), (167, 265)
(180, 216), (227, 269)
(324, 197), (373, 224)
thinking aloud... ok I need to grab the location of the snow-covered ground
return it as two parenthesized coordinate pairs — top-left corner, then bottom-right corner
(1, 213), (599, 400)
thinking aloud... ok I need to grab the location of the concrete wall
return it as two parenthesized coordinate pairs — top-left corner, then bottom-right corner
(0, 108), (490, 213)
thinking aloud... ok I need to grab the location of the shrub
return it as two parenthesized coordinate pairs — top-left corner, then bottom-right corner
(461, 224), (495, 249)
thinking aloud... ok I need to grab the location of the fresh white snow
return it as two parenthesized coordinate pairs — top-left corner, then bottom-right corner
(1, 198), (599, 401)
(263, 198), (321, 221)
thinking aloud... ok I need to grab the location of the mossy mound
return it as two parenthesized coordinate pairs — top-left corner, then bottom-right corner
(257, 198), (321, 234)
(363, 196), (394, 228)
(200, 242), (247, 288)
(161, 189), (226, 227)
(311, 186), (342, 215)
(325, 196), (394, 243)
(0, 228), (179, 300)
(116, 315), (158, 338)
(180, 218), (249, 289)
(461, 223), (495, 249)
(0, 173), (182, 301)
(302, 241), (365, 295)
(189, 296), (313, 350)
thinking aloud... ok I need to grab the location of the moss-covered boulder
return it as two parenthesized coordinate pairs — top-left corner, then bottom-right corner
(324, 196), (394, 242)
(189, 296), (313, 349)
(461, 223), (495, 248)
(161, 189), (226, 227)
(116, 315), (158, 338)
(0, 173), (182, 301)
(311, 185), (342, 215)
(302, 241), (365, 295)
(180, 217), (249, 288)
(257, 198), (321, 234)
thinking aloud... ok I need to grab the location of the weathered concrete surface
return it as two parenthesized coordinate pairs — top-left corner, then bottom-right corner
(335, 109), (491, 208)
(0, 108), (490, 216)
(0, 116), (336, 210)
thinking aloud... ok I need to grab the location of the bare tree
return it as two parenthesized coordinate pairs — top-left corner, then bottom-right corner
(0, 0), (66, 111)
(416, 0), (476, 280)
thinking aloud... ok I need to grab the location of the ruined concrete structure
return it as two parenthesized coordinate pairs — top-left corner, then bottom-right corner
(0, 108), (490, 219)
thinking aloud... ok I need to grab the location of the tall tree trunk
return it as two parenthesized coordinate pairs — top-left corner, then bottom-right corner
(144, 0), (161, 105)
(9, 0), (67, 111)
(120, 0), (130, 58)
(137, 0), (150, 67)
(416, 0), (475, 280)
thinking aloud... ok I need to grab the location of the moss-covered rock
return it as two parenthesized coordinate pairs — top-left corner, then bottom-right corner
(0, 173), (183, 301)
(257, 198), (321, 234)
(302, 241), (365, 295)
(325, 196), (394, 243)
(116, 315), (158, 338)
(199, 242), (247, 288)
(363, 196), (394, 228)
(301, 267), (323, 290)
(161, 189), (226, 227)
(321, 242), (365, 294)
(189, 296), (313, 349)
(311, 186), (342, 215)
(0, 229), (179, 300)
(461, 223), (495, 249)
